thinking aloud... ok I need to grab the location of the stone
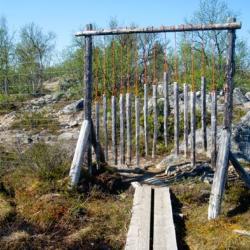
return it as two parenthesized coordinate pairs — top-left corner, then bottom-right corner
(233, 88), (249, 105)
(62, 99), (84, 114)
(245, 92), (250, 100)
(58, 131), (79, 141)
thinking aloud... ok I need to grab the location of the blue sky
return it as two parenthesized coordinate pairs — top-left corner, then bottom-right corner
(0, 0), (249, 53)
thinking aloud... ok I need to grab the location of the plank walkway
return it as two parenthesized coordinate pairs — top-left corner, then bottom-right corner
(125, 186), (178, 250)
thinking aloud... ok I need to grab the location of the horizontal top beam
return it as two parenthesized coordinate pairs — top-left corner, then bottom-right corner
(75, 22), (241, 37)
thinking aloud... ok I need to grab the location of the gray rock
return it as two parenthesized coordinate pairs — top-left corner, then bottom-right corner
(58, 131), (79, 141)
(245, 92), (250, 100)
(62, 99), (84, 114)
(233, 88), (248, 105)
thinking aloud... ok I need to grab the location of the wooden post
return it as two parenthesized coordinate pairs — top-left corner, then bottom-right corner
(69, 120), (90, 187)
(201, 76), (207, 151)
(174, 82), (179, 156)
(120, 94), (125, 164)
(211, 90), (217, 168)
(126, 92), (132, 164)
(135, 96), (140, 167)
(84, 24), (93, 175)
(103, 94), (108, 161)
(190, 91), (196, 167)
(208, 18), (236, 220)
(111, 95), (118, 165)
(144, 83), (148, 156)
(183, 83), (189, 157)
(163, 72), (169, 146)
(152, 84), (158, 158)
(95, 101), (100, 169)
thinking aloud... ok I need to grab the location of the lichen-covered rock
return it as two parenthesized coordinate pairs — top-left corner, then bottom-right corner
(233, 88), (249, 105)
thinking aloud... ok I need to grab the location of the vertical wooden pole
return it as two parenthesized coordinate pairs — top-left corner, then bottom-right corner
(201, 76), (207, 151)
(126, 92), (132, 164)
(120, 93), (125, 164)
(183, 83), (189, 158)
(84, 24), (93, 175)
(95, 101), (100, 169)
(208, 18), (236, 220)
(190, 91), (196, 167)
(174, 82), (179, 156)
(211, 90), (217, 168)
(103, 94), (108, 161)
(135, 96), (140, 166)
(152, 84), (158, 158)
(144, 83), (148, 156)
(163, 72), (169, 147)
(111, 95), (118, 165)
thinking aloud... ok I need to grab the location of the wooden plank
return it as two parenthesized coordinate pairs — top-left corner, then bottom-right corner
(229, 151), (250, 189)
(201, 76), (207, 151)
(135, 96), (140, 167)
(125, 186), (152, 250)
(84, 24), (93, 175)
(126, 92), (132, 164)
(154, 187), (178, 250)
(144, 84), (149, 156)
(163, 72), (169, 147)
(183, 83), (189, 158)
(76, 22), (241, 36)
(152, 84), (158, 158)
(190, 91), (196, 167)
(174, 82), (179, 156)
(211, 90), (217, 168)
(120, 94), (125, 164)
(69, 120), (90, 187)
(103, 94), (108, 161)
(111, 95), (118, 165)
(95, 101), (100, 169)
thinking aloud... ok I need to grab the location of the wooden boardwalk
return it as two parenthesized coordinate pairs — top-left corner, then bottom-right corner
(125, 186), (177, 250)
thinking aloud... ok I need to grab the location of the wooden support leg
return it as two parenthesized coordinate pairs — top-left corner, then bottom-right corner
(111, 95), (117, 165)
(152, 84), (158, 158)
(144, 84), (148, 156)
(126, 93), (132, 164)
(120, 94), (125, 164)
(135, 96), (140, 167)
(174, 82), (179, 156)
(103, 94), (108, 161)
(211, 90), (217, 169)
(201, 76), (207, 151)
(163, 72), (169, 147)
(183, 83), (189, 158)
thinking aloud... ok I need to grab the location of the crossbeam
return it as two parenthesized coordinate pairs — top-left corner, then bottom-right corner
(76, 22), (241, 36)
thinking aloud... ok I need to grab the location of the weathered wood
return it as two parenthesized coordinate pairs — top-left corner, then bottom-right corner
(201, 76), (207, 151)
(125, 186), (151, 250)
(174, 82), (179, 156)
(190, 91), (196, 167)
(135, 96), (140, 167)
(103, 94), (108, 161)
(76, 22), (241, 36)
(152, 84), (158, 158)
(183, 83), (189, 158)
(144, 84), (148, 156)
(163, 72), (169, 147)
(154, 187), (178, 250)
(95, 101), (100, 169)
(229, 151), (250, 189)
(111, 95), (118, 165)
(120, 94), (125, 164)
(126, 93), (132, 164)
(84, 24), (93, 175)
(211, 90), (217, 168)
(208, 18), (236, 220)
(208, 129), (230, 219)
(69, 120), (90, 186)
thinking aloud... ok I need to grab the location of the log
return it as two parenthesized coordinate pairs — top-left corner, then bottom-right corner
(229, 151), (250, 189)
(208, 18), (236, 219)
(201, 76), (207, 151)
(103, 94), (108, 161)
(211, 90), (217, 168)
(190, 91), (196, 167)
(125, 186), (151, 250)
(153, 187), (178, 250)
(144, 84), (148, 156)
(135, 96), (140, 167)
(69, 120), (90, 186)
(76, 22), (241, 36)
(111, 95), (118, 165)
(174, 82), (179, 156)
(163, 72), (169, 147)
(126, 92), (132, 164)
(183, 83), (189, 157)
(120, 94), (125, 164)
(152, 84), (158, 158)
(84, 24), (93, 175)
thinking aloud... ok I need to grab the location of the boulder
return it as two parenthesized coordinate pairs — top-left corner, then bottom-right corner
(245, 92), (250, 100)
(233, 88), (248, 105)
(62, 99), (84, 114)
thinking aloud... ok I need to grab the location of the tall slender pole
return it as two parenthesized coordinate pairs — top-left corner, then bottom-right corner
(190, 91), (196, 167)
(95, 101), (100, 169)
(201, 76), (207, 151)
(211, 90), (217, 168)
(135, 96), (140, 166)
(152, 84), (158, 158)
(126, 92), (132, 164)
(144, 83), (148, 156)
(163, 72), (169, 147)
(120, 93), (125, 164)
(174, 82), (179, 156)
(112, 96), (117, 165)
(84, 24), (93, 175)
(208, 18), (236, 219)
(183, 83), (189, 157)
